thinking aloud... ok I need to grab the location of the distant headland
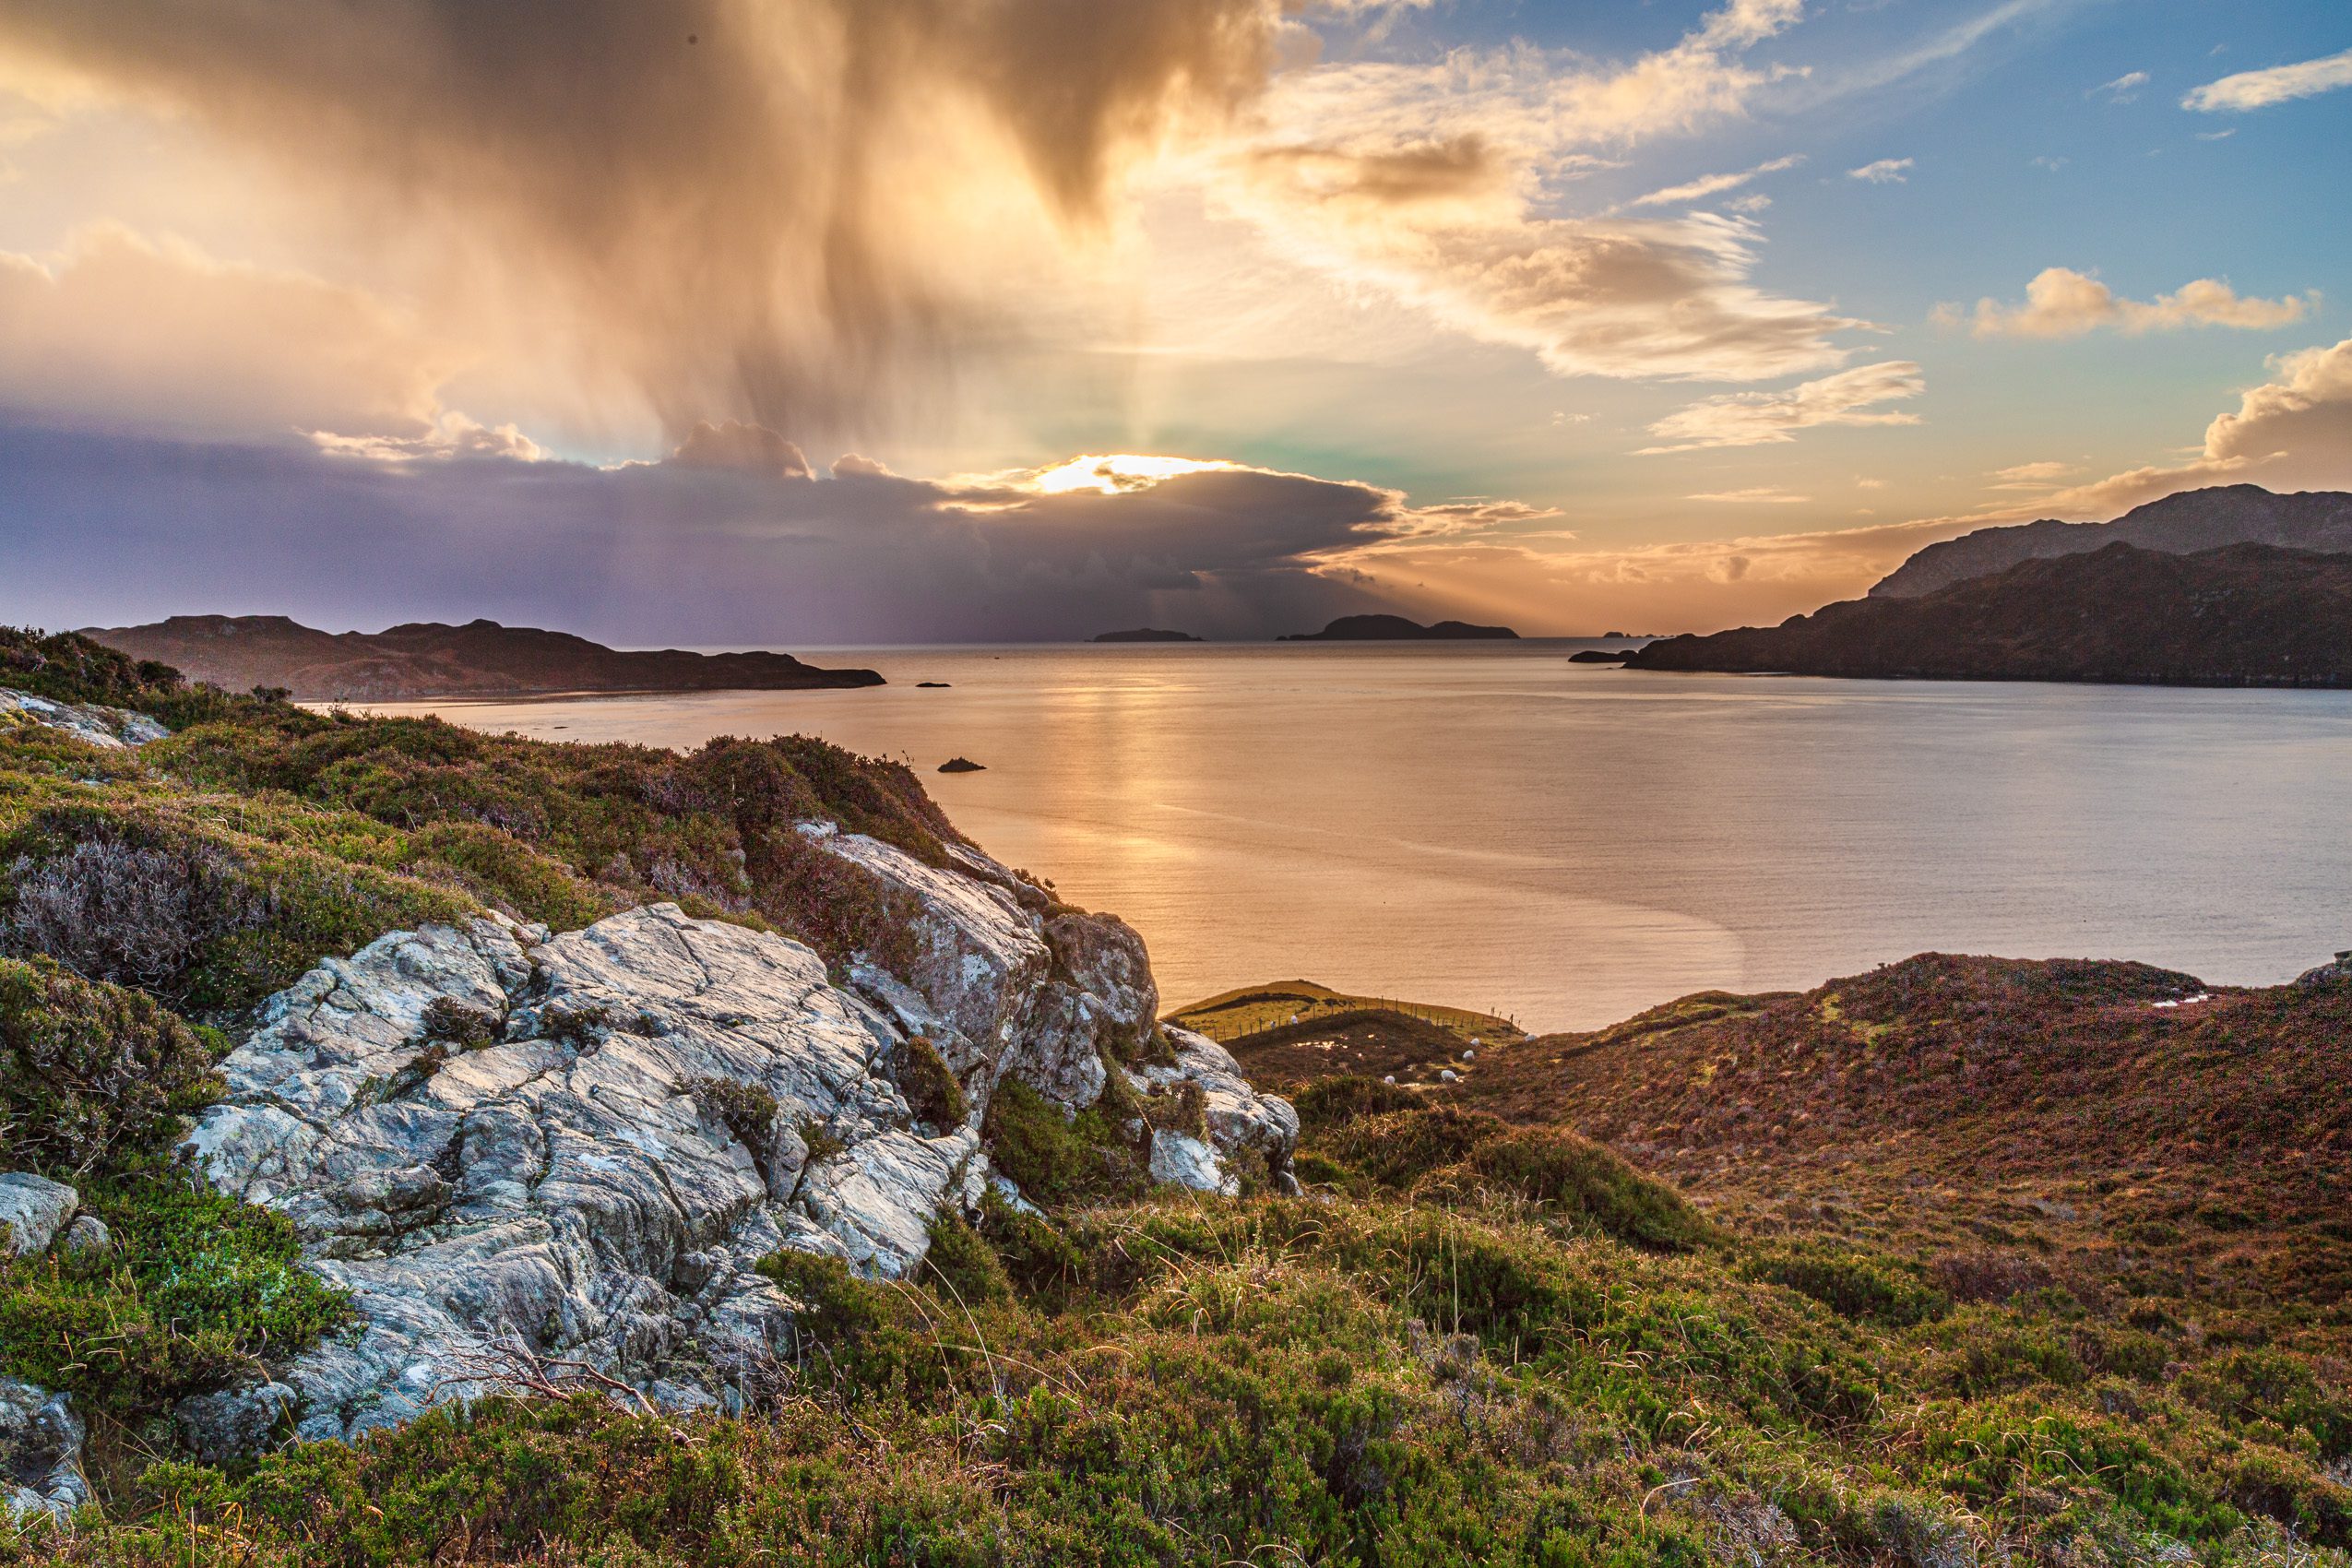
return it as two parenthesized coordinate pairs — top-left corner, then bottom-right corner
(1090, 628), (1205, 643)
(1279, 614), (1519, 642)
(1629, 539), (2352, 688)
(81, 614), (884, 702)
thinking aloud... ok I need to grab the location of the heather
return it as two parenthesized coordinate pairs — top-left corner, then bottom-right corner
(0, 630), (2346, 1564)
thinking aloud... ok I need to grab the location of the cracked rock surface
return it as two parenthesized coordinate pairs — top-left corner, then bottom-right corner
(0, 686), (168, 750)
(181, 838), (1296, 1448)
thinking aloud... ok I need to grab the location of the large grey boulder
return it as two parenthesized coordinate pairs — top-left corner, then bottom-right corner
(182, 885), (1297, 1449)
(184, 906), (968, 1443)
(0, 687), (168, 750)
(0, 1378), (87, 1526)
(0, 1172), (77, 1258)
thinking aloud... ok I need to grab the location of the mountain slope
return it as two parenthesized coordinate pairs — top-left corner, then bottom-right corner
(1873, 484), (2352, 599)
(1628, 541), (2352, 686)
(82, 614), (884, 700)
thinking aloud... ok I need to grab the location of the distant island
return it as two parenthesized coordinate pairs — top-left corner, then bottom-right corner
(82, 614), (884, 702)
(1091, 628), (1204, 643)
(1871, 484), (2352, 599)
(1279, 614), (1518, 642)
(1629, 541), (2352, 687)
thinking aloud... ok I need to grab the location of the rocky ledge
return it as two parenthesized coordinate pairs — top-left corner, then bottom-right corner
(164, 825), (1294, 1455)
(0, 687), (169, 750)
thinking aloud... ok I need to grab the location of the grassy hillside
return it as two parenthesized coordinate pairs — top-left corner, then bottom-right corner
(5, 630), (2349, 1564)
(1407, 954), (2352, 1313)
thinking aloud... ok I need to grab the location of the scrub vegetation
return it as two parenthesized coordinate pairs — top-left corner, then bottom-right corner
(2, 628), (2347, 1566)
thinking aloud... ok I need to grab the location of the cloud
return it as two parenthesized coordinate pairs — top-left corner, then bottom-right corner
(1205, 0), (1872, 383)
(669, 421), (814, 480)
(1687, 487), (1810, 504)
(0, 224), (460, 442)
(1637, 360), (1924, 453)
(0, 0), (1299, 441)
(0, 416), (1553, 641)
(1629, 153), (1803, 208)
(1949, 267), (2315, 339)
(1987, 459), (2076, 489)
(2089, 70), (2148, 103)
(2183, 48), (2352, 112)
(1847, 158), (1913, 183)
(2013, 335), (2352, 517)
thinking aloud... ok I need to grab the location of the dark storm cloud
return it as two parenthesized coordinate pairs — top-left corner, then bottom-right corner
(0, 423), (1414, 644)
(0, 0), (1290, 437)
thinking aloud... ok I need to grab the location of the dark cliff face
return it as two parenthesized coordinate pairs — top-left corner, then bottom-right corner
(1629, 541), (2352, 687)
(1871, 485), (2352, 600)
(1278, 613), (1519, 641)
(80, 614), (885, 700)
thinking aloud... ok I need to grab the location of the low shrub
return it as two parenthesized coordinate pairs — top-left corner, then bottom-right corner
(921, 1210), (1012, 1305)
(0, 1170), (350, 1415)
(1318, 1106), (1503, 1189)
(980, 1078), (1148, 1209)
(897, 1036), (968, 1131)
(0, 957), (221, 1181)
(1930, 1248), (2058, 1305)
(1743, 1241), (1950, 1327)
(0, 627), (176, 710)
(1290, 1073), (1421, 1130)
(1463, 1126), (1716, 1253)
(691, 1075), (781, 1154)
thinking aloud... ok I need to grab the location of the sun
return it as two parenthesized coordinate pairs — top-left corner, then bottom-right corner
(1023, 454), (1241, 495)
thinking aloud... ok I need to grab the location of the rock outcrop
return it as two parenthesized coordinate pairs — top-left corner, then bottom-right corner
(2296, 952), (2352, 988)
(0, 1172), (78, 1258)
(0, 1378), (87, 1526)
(0, 687), (169, 750)
(177, 826), (1296, 1449)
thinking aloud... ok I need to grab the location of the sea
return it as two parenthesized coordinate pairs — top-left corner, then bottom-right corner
(362, 641), (2352, 1033)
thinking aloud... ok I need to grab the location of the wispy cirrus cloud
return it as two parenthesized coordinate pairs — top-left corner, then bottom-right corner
(1987, 460), (2077, 490)
(2088, 70), (2147, 102)
(2183, 47), (2352, 112)
(1637, 361), (1924, 453)
(1629, 153), (1803, 208)
(1942, 267), (2315, 339)
(1847, 157), (1913, 183)
(1688, 487), (1811, 503)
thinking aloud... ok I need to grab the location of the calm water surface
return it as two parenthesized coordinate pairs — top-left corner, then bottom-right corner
(368, 644), (2352, 1031)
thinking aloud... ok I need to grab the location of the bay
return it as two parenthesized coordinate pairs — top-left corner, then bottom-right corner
(362, 642), (2352, 1031)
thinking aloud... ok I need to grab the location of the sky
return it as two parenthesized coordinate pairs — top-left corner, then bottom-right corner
(0, 0), (2347, 644)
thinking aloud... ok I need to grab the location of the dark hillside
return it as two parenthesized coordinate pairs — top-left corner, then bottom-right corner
(1630, 541), (2352, 686)
(83, 613), (883, 700)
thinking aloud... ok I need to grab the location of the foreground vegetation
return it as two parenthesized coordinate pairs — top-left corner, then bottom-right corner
(2, 626), (2346, 1565)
